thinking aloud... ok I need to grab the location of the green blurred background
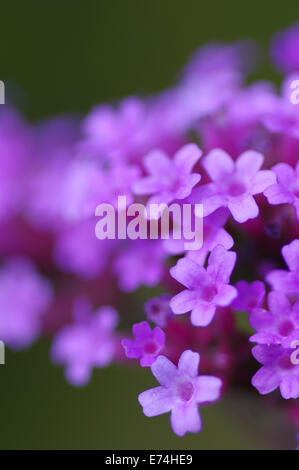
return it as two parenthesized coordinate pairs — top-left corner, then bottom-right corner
(0, 0), (297, 449)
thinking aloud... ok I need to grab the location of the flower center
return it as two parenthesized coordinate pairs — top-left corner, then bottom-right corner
(177, 381), (194, 402)
(144, 341), (157, 354)
(201, 284), (217, 302)
(227, 181), (246, 197)
(278, 320), (294, 337)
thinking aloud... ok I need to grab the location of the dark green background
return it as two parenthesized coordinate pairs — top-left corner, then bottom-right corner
(0, 0), (297, 449)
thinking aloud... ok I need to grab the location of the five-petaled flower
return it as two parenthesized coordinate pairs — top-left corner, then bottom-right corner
(122, 321), (165, 367)
(132, 143), (202, 218)
(138, 350), (222, 436)
(170, 245), (237, 326)
(195, 149), (276, 223)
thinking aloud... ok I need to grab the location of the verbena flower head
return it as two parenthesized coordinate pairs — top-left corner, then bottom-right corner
(196, 149), (276, 223)
(0, 257), (52, 349)
(132, 143), (202, 218)
(170, 245), (237, 326)
(51, 299), (119, 386)
(264, 163), (299, 219)
(122, 321), (165, 367)
(138, 350), (222, 436)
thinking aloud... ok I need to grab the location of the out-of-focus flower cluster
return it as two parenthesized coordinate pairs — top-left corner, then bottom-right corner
(0, 23), (299, 443)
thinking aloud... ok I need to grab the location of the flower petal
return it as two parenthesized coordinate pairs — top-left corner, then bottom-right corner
(250, 170), (277, 195)
(195, 376), (222, 403)
(228, 194), (259, 223)
(178, 350), (200, 377)
(170, 403), (201, 436)
(151, 355), (177, 387)
(190, 302), (216, 326)
(236, 150), (264, 176)
(174, 143), (202, 173)
(202, 149), (234, 181)
(138, 386), (173, 416)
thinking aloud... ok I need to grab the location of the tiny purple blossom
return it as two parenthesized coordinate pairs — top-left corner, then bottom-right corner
(266, 239), (299, 299)
(195, 149), (276, 223)
(231, 280), (265, 312)
(251, 343), (299, 399)
(264, 163), (299, 219)
(0, 257), (52, 349)
(122, 321), (165, 367)
(138, 350), (222, 436)
(51, 300), (119, 386)
(144, 294), (173, 327)
(132, 144), (202, 218)
(249, 291), (299, 345)
(170, 245), (237, 326)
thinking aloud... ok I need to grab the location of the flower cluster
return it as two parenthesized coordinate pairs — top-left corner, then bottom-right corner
(0, 23), (299, 446)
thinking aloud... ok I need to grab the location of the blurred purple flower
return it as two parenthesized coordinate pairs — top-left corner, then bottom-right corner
(264, 162), (299, 219)
(113, 240), (167, 292)
(51, 299), (119, 386)
(0, 257), (52, 349)
(271, 23), (299, 73)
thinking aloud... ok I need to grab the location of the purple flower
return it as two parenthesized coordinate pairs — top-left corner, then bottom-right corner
(122, 321), (165, 367)
(251, 344), (299, 399)
(51, 299), (119, 386)
(138, 350), (222, 436)
(0, 257), (52, 349)
(249, 292), (299, 345)
(113, 240), (167, 292)
(264, 163), (299, 219)
(132, 144), (202, 218)
(231, 280), (265, 312)
(196, 149), (276, 223)
(144, 294), (173, 327)
(271, 23), (299, 74)
(170, 245), (237, 326)
(266, 240), (299, 299)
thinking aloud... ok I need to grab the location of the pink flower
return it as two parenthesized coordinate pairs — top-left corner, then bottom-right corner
(196, 149), (276, 223)
(51, 299), (119, 386)
(138, 350), (222, 436)
(122, 321), (165, 367)
(170, 245), (237, 326)
(132, 143), (202, 218)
